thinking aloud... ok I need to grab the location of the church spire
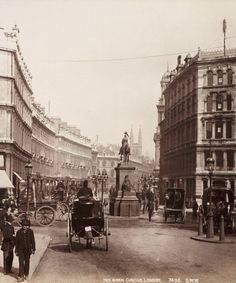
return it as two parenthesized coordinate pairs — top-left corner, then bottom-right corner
(130, 126), (134, 145)
(138, 127), (142, 145)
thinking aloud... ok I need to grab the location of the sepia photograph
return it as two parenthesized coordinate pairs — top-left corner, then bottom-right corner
(0, 0), (236, 283)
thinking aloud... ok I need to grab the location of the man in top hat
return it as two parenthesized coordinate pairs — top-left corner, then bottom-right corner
(1, 214), (15, 275)
(15, 218), (35, 282)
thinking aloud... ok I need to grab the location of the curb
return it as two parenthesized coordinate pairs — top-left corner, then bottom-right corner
(191, 235), (235, 244)
(0, 233), (51, 283)
(28, 234), (52, 279)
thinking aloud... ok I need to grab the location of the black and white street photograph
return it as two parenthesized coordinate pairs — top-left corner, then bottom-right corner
(0, 1), (236, 283)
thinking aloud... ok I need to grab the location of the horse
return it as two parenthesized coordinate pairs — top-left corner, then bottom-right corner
(119, 143), (130, 163)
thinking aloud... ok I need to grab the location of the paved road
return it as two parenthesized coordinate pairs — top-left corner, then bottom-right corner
(31, 213), (236, 283)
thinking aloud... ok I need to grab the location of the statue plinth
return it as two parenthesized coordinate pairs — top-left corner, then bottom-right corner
(110, 163), (140, 217)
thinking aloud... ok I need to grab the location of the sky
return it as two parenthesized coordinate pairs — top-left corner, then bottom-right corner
(1, 0), (236, 158)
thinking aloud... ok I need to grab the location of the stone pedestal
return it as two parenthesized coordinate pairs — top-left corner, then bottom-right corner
(110, 163), (140, 217)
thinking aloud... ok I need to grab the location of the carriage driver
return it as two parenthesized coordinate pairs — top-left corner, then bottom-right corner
(77, 180), (93, 199)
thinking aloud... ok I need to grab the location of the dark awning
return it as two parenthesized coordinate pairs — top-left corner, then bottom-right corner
(0, 170), (14, 188)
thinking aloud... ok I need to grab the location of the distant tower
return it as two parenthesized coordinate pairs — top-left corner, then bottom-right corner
(137, 127), (142, 156)
(129, 126), (142, 157)
(130, 127), (134, 145)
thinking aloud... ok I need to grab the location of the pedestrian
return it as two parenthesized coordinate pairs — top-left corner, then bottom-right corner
(15, 218), (36, 282)
(192, 197), (198, 221)
(146, 187), (155, 222)
(1, 214), (15, 275)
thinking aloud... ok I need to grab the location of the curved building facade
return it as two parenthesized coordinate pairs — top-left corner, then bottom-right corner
(0, 26), (97, 201)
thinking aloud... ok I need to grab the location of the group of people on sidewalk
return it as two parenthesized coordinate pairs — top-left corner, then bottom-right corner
(0, 214), (36, 282)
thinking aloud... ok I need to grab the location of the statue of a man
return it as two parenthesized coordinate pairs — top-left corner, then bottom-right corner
(119, 132), (130, 162)
(121, 132), (129, 147)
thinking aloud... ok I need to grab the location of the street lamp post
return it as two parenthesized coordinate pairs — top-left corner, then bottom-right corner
(25, 160), (33, 215)
(206, 157), (215, 238)
(92, 170), (108, 203)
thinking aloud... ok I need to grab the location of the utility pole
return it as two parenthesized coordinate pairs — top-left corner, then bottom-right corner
(223, 19), (227, 56)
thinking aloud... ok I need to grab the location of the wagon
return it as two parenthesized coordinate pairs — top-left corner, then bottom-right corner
(15, 200), (57, 226)
(164, 188), (186, 223)
(67, 196), (109, 252)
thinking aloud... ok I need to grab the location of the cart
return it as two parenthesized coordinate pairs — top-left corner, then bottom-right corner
(164, 188), (186, 223)
(67, 196), (109, 252)
(15, 200), (57, 226)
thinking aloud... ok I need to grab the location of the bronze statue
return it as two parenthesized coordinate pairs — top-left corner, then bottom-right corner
(119, 131), (130, 162)
(121, 175), (132, 192)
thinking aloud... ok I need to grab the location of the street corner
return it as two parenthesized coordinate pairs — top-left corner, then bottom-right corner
(190, 235), (235, 244)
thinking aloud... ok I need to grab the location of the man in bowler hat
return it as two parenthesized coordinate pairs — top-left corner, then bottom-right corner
(15, 218), (35, 282)
(1, 214), (15, 275)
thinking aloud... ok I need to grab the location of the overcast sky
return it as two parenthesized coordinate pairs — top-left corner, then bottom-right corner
(1, 0), (236, 157)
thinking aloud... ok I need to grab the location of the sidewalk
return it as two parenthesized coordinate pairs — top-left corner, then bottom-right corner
(0, 231), (51, 282)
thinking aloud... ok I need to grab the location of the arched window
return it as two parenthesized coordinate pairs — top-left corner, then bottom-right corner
(227, 69), (233, 85)
(206, 95), (212, 112)
(217, 69), (223, 85)
(216, 94), (223, 111)
(215, 120), (223, 139)
(207, 70), (213, 86)
(227, 94), (232, 110)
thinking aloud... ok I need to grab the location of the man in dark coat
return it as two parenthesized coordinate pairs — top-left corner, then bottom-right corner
(15, 218), (36, 282)
(1, 214), (15, 275)
(77, 180), (93, 198)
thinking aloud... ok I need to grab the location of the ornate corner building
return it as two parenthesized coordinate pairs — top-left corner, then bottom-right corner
(157, 50), (236, 206)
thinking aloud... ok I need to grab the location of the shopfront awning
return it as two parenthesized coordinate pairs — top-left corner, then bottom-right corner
(13, 171), (24, 182)
(0, 170), (14, 188)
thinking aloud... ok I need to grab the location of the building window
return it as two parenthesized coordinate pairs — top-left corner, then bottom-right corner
(206, 95), (212, 112)
(204, 150), (211, 167)
(227, 69), (233, 85)
(227, 94), (232, 110)
(0, 153), (5, 169)
(207, 71), (213, 86)
(215, 120), (223, 139)
(206, 121), (212, 139)
(227, 150), (234, 168)
(226, 120), (232, 138)
(215, 151), (223, 168)
(216, 94), (223, 111)
(217, 69), (223, 85)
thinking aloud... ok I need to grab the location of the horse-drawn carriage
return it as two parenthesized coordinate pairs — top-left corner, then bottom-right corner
(1, 181), (68, 226)
(201, 186), (235, 234)
(67, 196), (109, 252)
(164, 188), (186, 223)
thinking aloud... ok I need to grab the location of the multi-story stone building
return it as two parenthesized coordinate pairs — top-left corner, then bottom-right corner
(0, 26), (97, 201)
(0, 26), (33, 200)
(158, 50), (236, 206)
